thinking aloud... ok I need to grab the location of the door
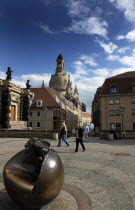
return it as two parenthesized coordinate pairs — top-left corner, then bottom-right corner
(11, 105), (16, 121)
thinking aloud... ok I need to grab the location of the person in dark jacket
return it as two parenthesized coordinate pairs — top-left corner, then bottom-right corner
(57, 123), (69, 147)
(75, 124), (85, 152)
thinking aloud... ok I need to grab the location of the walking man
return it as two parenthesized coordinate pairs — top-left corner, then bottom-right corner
(57, 123), (69, 147)
(75, 124), (85, 152)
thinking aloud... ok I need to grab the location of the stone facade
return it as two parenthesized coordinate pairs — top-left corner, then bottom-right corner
(92, 72), (135, 137)
(82, 112), (91, 125)
(0, 79), (30, 129)
(28, 87), (66, 131)
(49, 53), (82, 130)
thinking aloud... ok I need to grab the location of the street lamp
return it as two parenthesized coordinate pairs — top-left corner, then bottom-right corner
(119, 105), (125, 136)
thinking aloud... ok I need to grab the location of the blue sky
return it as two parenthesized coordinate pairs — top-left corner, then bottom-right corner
(1, 0), (135, 112)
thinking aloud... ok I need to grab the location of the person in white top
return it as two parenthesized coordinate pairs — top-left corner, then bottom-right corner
(89, 122), (94, 138)
(83, 123), (89, 142)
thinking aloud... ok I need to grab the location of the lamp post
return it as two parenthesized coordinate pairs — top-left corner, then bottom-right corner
(119, 105), (125, 137)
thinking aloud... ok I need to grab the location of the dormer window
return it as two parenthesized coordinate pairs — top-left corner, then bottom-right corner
(36, 100), (42, 107)
(132, 84), (135, 92)
(29, 93), (34, 100)
(110, 85), (117, 93)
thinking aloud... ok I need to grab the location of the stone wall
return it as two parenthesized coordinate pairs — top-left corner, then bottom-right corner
(0, 129), (71, 139)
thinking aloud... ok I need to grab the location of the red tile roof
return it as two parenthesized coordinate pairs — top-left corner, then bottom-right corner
(101, 71), (135, 95)
(109, 71), (135, 79)
(30, 88), (62, 108)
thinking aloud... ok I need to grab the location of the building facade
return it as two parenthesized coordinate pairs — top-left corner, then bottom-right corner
(28, 87), (66, 131)
(92, 72), (135, 137)
(0, 79), (30, 129)
(49, 53), (82, 130)
(82, 112), (91, 125)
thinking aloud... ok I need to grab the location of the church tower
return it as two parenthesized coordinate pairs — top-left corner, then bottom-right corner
(49, 53), (71, 95)
(56, 53), (65, 73)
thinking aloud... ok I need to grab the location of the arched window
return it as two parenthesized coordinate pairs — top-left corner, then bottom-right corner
(110, 85), (117, 93)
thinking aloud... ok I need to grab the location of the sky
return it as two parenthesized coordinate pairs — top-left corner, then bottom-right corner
(1, 0), (135, 112)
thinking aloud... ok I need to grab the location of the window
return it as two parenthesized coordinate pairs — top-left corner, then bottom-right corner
(109, 99), (114, 105)
(110, 85), (117, 93)
(132, 85), (135, 92)
(131, 98), (135, 104)
(133, 123), (135, 130)
(116, 123), (121, 131)
(37, 111), (40, 116)
(30, 112), (32, 116)
(29, 122), (32, 127)
(115, 98), (120, 104)
(115, 110), (120, 116)
(29, 93), (34, 99)
(36, 100), (42, 107)
(132, 109), (135, 116)
(109, 110), (114, 116)
(37, 122), (40, 128)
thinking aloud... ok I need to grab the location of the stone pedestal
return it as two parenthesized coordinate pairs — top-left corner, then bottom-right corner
(107, 133), (113, 140)
(53, 132), (58, 140)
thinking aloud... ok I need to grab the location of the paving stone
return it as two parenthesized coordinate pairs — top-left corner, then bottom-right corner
(1, 137), (135, 209)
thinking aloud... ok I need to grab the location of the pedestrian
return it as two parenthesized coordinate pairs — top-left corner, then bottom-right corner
(83, 123), (89, 142)
(63, 121), (67, 138)
(75, 124), (86, 152)
(57, 123), (70, 147)
(89, 122), (94, 139)
(110, 123), (118, 140)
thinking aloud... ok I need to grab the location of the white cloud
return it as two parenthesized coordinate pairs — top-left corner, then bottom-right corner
(97, 40), (118, 54)
(116, 29), (135, 41)
(39, 23), (54, 34)
(72, 61), (88, 75)
(66, 0), (90, 18)
(92, 68), (111, 77)
(110, 67), (135, 77)
(119, 54), (135, 67)
(80, 55), (97, 66)
(0, 71), (6, 79)
(107, 54), (120, 60)
(65, 17), (108, 38)
(11, 73), (51, 89)
(117, 46), (130, 53)
(109, 0), (135, 22)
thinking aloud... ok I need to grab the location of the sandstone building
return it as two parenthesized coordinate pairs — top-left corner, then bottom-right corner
(0, 76), (30, 129)
(28, 87), (66, 131)
(92, 72), (135, 138)
(48, 53), (82, 131)
(27, 53), (82, 133)
(82, 112), (91, 125)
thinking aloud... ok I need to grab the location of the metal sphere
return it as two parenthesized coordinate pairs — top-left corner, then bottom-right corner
(3, 148), (64, 209)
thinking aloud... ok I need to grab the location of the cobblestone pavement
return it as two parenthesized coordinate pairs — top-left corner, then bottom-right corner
(0, 137), (135, 209)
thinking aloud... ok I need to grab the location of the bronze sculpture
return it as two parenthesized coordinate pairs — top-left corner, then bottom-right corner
(26, 80), (31, 89)
(3, 138), (64, 209)
(5, 67), (13, 80)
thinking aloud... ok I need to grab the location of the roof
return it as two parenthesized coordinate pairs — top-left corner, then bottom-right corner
(109, 71), (135, 79)
(30, 87), (64, 108)
(100, 71), (135, 95)
(82, 112), (91, 116)
(57, 53), (63, 60)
